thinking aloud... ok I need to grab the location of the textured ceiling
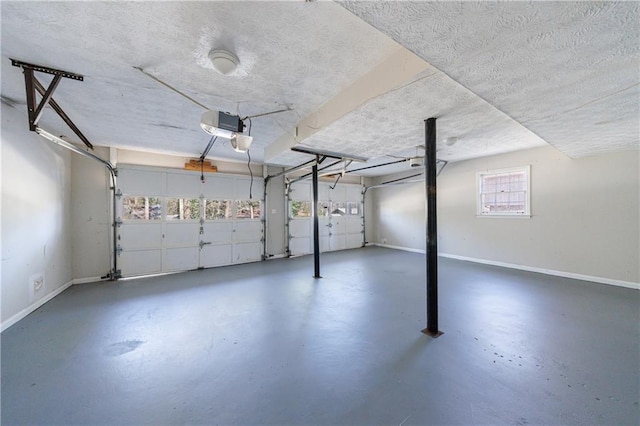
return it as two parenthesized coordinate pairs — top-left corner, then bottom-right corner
(340, 0), (640, 159)
(0, 1), (398, 164)
(1, 1), (638, 178)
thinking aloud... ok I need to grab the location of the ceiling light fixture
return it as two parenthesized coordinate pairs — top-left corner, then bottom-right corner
(231, 134), (254, 153)
(200, 109), (253, 153)
(208, 49), (239, 75)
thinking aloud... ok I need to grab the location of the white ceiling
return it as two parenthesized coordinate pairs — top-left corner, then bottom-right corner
(1, 1), (638, 177)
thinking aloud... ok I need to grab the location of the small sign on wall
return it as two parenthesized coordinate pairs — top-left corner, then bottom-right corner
(29, 273), (45, 303)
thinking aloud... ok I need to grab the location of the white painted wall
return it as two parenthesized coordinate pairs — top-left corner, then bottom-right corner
(370, 146), (640, 285)
(1, 104), (73, 329)
(265, 166), (286, 257)
(116, 148), (264, 176)
(71, 148), (111, 281)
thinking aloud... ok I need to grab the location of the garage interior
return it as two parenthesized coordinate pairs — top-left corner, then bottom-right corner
(1, 1), (639, 425)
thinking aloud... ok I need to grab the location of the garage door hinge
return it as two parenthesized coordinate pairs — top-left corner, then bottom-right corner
(116, 245), (123, 255)
(115, 189), (122, 198)
(115, 217), (123, 227)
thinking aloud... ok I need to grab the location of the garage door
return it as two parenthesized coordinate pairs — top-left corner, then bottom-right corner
(288, 181), (363, 256)
(116, 165), (263, 277)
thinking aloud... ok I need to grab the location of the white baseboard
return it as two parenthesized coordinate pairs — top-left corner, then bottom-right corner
(439, 253), (639, 290)
(266, 254), (287, 260)
(372, 244), (639, 290)
(374, 243), (426, 254)
(1, 280), (73, 333)
(73, 276), (109, 285)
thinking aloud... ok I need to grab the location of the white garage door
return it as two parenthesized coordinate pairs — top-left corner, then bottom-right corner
(116, 165), (263, 277)
(288, 181), (363, 256)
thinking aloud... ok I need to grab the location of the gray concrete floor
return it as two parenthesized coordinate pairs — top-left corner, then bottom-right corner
(2, 246), (639, 425)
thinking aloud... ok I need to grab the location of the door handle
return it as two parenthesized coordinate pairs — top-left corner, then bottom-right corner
(325, 223), (333, 228)
(199, 241), (212, 248)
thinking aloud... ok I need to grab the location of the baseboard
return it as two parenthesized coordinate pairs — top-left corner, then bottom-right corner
(372, 244), (639, 290)
(1, 280), (73, 333)
(374, 243), (426, 254)
(73, 276), (109, 285)
(439, 253), (639, 290)
(265, 254), (288, 260)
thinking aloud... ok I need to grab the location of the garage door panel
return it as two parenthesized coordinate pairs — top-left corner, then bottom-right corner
(330, 234), (347, 251)
(200, 244), (233, 268)
(235, 178), (264, 199)
(120, 249), (162, 276)
(330, 185), (347, 202)
(202, 176), (235, 198)
(119, 167), (265, 276)
(164, 247), (199, 271)
(166, 173), (201, 197)
(202, 222), (233, 244)
(332, 219), (346, 234)
(345, 216), (362, 228)
(290, 237), (311, 256)
(346, 233), (363, 249)
(234, 221), (262, 243)
(320, 236), (330, 252)
(165, 223), (199, 246)
(290, 182), (310, 201)
(233, 242), (262, 263)
(118, 168), (165, 195)
(120, 223), (162, 249)
(346, 185), (362, 201)
(290, 219), (310, 238)
(319, 183), (330, 200)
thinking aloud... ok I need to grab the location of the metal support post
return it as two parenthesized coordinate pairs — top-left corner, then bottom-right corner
(422, 117), (443, 337)
(312, 156), (321, 278)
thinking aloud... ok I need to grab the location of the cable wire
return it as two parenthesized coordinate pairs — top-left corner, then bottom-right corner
(247, 118), (253, 199)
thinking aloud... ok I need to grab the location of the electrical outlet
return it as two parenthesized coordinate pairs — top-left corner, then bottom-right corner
(29, 273), (44, 303)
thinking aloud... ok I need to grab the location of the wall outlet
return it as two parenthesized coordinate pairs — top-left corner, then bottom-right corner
(29, 273), (45, 303)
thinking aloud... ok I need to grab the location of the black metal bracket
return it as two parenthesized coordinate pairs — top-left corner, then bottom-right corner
(11, 58), (93, 150)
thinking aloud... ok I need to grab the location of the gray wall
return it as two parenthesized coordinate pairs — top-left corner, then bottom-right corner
(1, 104), (73, 328)
(369, 146), (640, 286)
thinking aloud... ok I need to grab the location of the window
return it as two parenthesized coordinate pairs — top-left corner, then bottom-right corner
(330, 202), (346, 216)
(290, 201), (311, 218)
(236, 200), (261, 219)
(477, 166), (530, 216)
(167, 198), (201, 220)
(347, 202), (360, 216)
(318, 201), (330, 217)
(122, 196), (161, 220)
(205, 199), (232, 220)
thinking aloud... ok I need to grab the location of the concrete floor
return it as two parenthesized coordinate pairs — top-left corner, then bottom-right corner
(2, 246), (639, 425)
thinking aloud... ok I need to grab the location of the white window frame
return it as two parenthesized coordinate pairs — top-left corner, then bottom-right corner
(476, 165), (531, 218)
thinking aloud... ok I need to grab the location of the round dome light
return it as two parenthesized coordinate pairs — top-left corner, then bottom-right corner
(208, 49), (239, 75)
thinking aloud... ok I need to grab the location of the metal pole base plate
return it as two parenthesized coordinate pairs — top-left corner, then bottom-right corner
(421, 328), (444, 338)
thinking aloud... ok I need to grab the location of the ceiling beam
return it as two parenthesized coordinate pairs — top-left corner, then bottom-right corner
(264, 46), (430, 164)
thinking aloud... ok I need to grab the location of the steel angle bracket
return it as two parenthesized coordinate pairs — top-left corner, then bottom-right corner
(11, 59), (93, 150)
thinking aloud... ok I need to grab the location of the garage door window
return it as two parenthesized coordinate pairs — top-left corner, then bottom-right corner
(330, 202), (346, 216)
(205, 199), (232, 220)
(167, 198), (201, 220)
(122, 196), (161, 221)
(236, 200), (261, 219)
(291, 201), (311, 218)
(318, 201), (330, 217)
